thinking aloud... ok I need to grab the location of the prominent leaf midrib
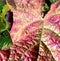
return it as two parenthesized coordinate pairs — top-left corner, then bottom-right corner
(36, 22), (58, 61)
(37, 21), (44, 61)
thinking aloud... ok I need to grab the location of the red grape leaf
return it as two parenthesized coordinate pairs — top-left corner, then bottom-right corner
(7, 0), (44, 43)
(6, 0), (60, 61)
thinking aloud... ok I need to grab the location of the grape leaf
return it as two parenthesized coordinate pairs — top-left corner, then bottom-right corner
(1, 0), (59, 61)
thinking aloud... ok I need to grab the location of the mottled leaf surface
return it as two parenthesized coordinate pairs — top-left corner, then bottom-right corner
(7, 0), (44, 43)
(5, 0), (60, 61)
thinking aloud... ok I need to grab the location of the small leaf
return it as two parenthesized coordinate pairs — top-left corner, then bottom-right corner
(0, 30), (12, 50)
(0, 16), (9, 33)
(0, 16), (6, 32)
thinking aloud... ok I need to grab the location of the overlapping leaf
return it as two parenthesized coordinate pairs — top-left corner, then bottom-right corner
(41, 1), (60, 61)
(5, 0), (60, 61)
(7, 0), (45, 43)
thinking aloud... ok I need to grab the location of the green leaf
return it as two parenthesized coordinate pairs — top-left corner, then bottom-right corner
(0, 30), (12, 50)
(0, 16), (6, 32)
(0, 0), (6, 14)
(0, 16), (9, 33)
(49, 0), (58, 3)
(1, 4), (10, 16)
(0, 4), (3, 14)
(0, 5), (10, 32)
